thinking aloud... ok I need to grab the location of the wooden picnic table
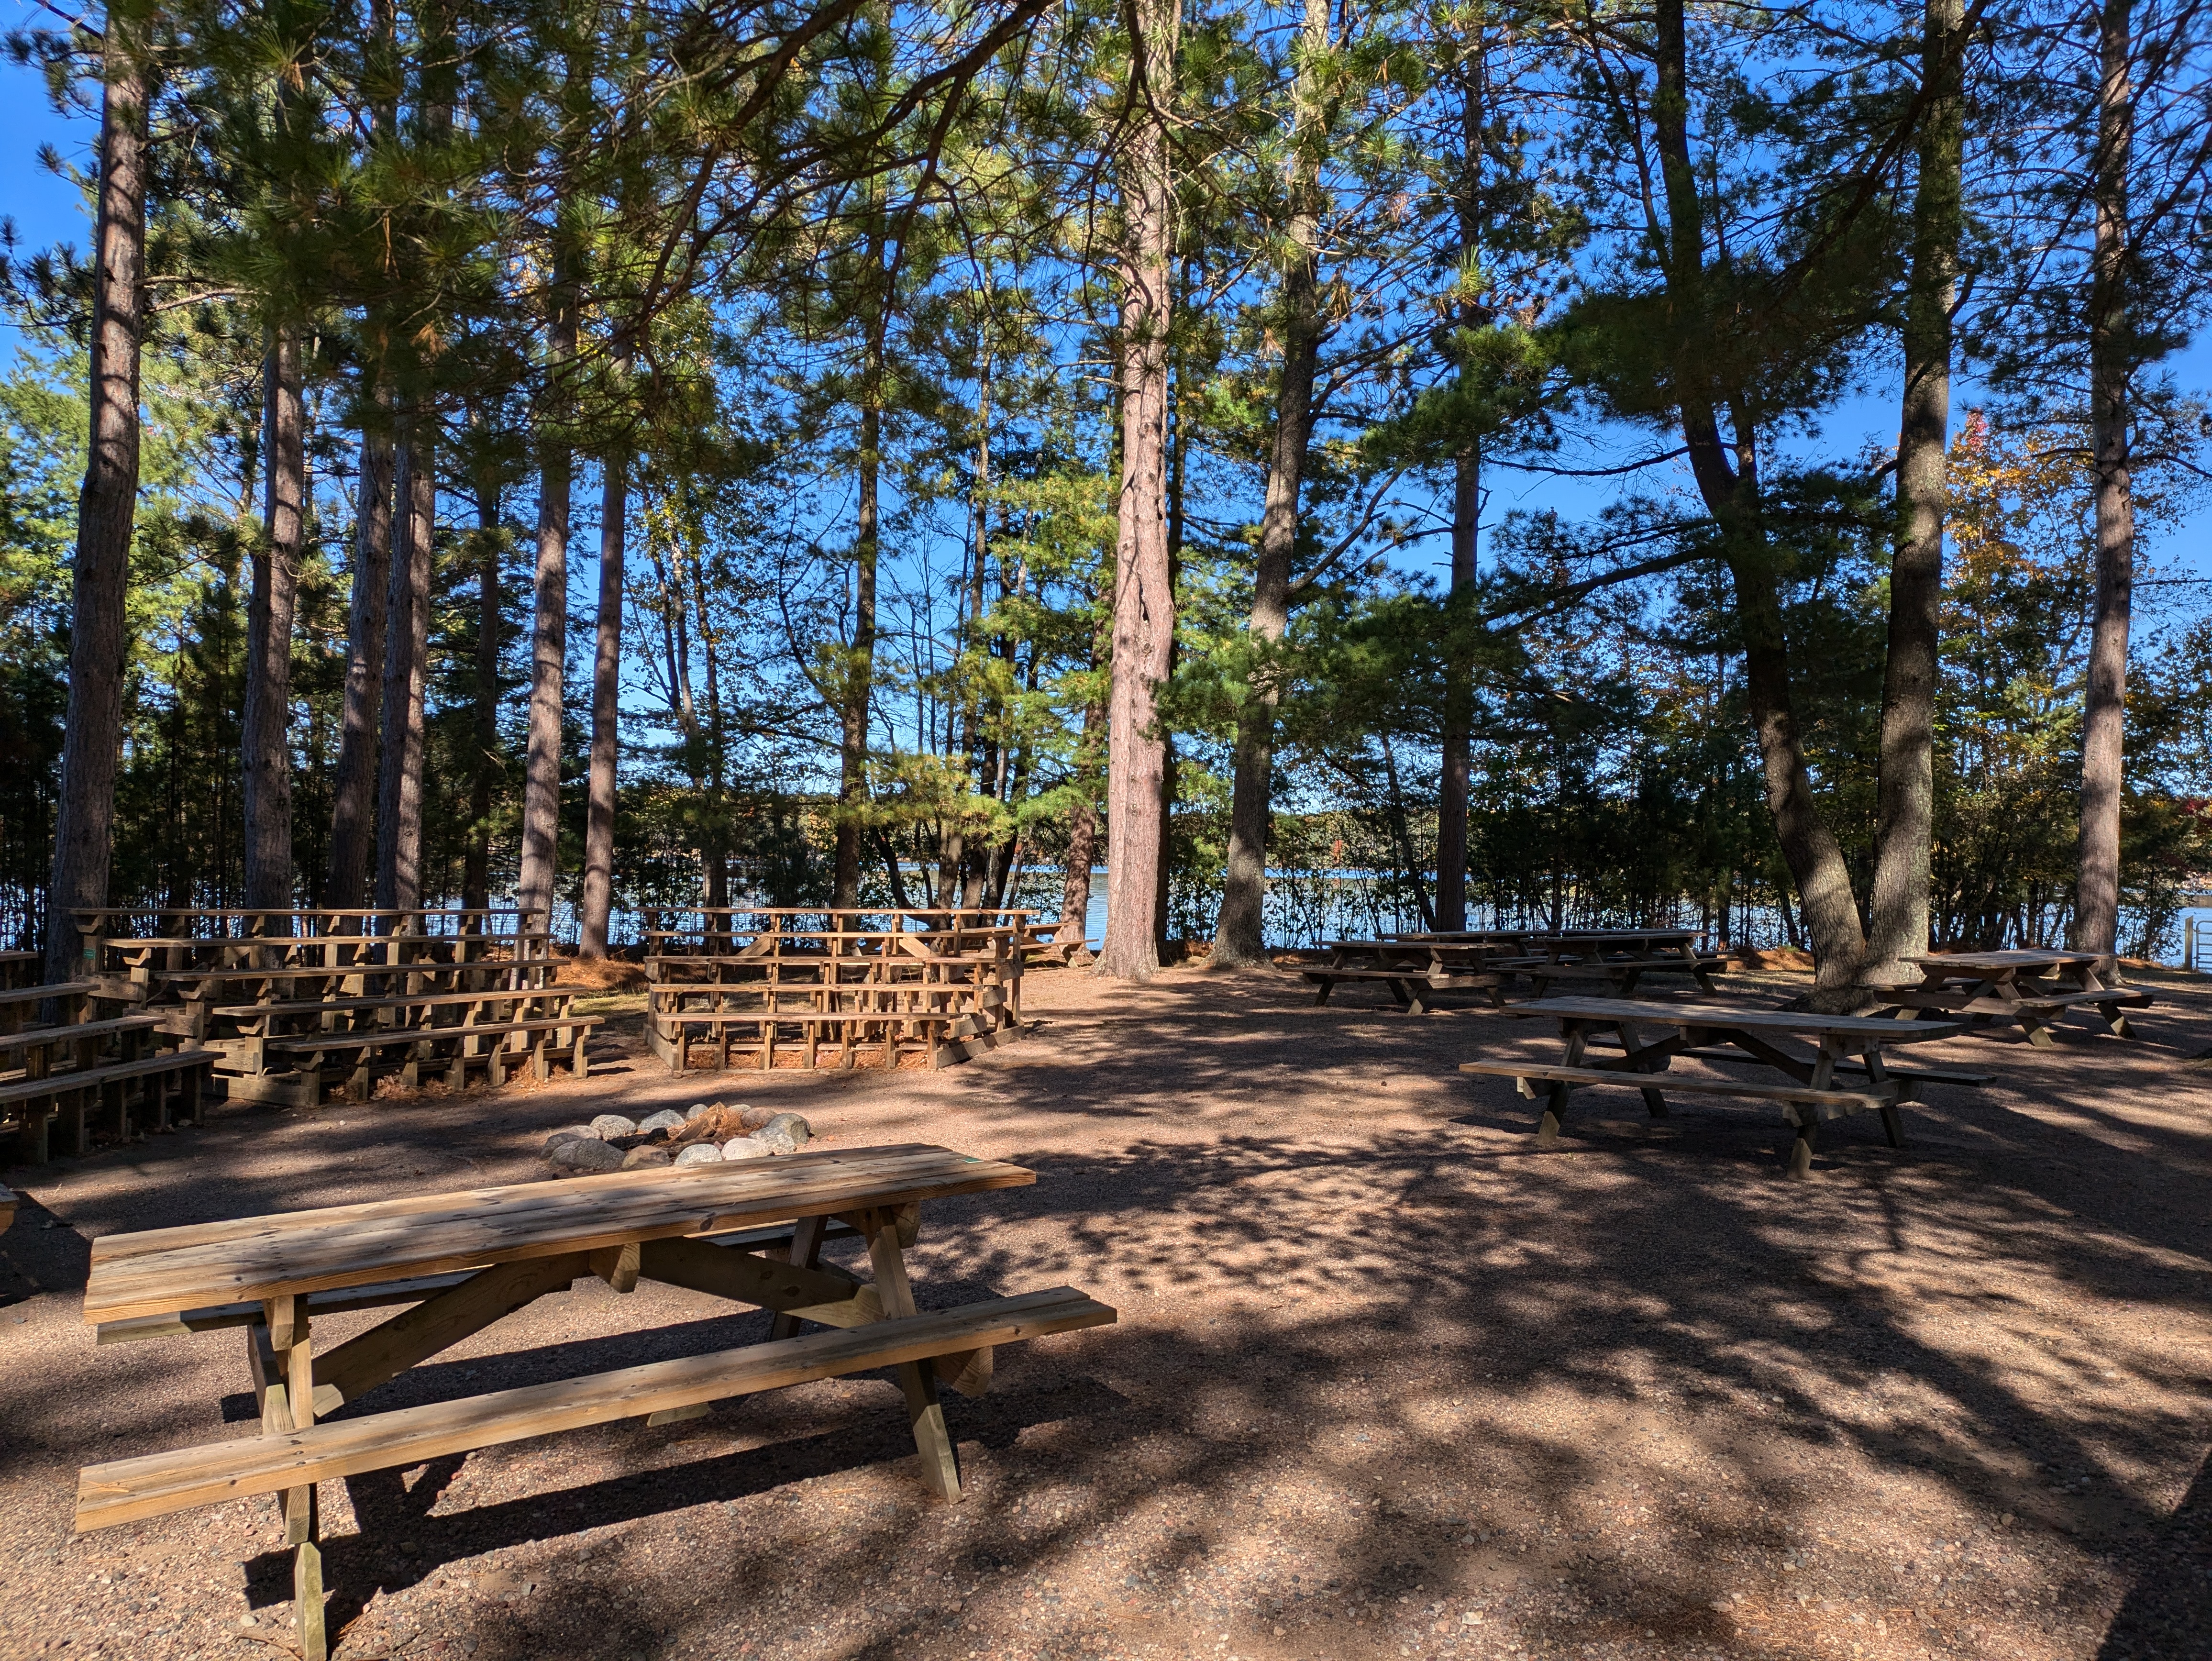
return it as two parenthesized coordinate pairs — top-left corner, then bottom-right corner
(1876, 950), (2152, 1047)
(74, 1143), (1115, 1660)
(1502, 929), (1734, 995)
(1462, 996), (1979, 1176)
(1304, 938), (1507, 1013)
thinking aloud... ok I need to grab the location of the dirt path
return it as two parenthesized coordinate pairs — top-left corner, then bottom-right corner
(3, 963), (2209, 1661)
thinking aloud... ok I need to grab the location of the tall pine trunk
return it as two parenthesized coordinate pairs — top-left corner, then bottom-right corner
(326, 420), (392, 908)
(1866, 0), (1966, 983)
(1099, 0), (1178, 980)
(374, 428), (434, 911)
(463, 478), (499, 912)
(45, 22), (148, 984)
(1653, 0), (1867, 997)
(242, 330), (304, 912)
(2073, 0), (2134, 968)
(1214, 0), (1329, 967)
(516, 288), (577, 928)
(579, 448), (626, 956)
(833, 321), (886, 912)
(1437, 46), (1485, 933)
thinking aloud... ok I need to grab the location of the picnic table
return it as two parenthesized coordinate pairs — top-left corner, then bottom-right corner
(1502, 929), (1735, 995)
(1304, 938), (1507, 1013)
(1462, 996), (1982, 1176)
(74, 1143), (1115, 1660)
(1875, 950), (2152, 1046)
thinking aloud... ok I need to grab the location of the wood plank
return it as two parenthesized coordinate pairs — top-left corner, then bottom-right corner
(312, 1254), (587, 1410)
(0, 1184), (13, 1232)
(638, 1235), (882, 1326)
(96, 1272), (483, 1345)
(77, 1289), (1116, 1531)
(1500, 997), (1960, 1041)
(83, 1144), (1034, 1324)
(1460, 1059), (1896, 1110)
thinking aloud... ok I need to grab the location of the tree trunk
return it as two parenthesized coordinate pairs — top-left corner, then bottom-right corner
(2073, 0), (2134, 970)
(834, 354), (884, 911)
(374, 427), (434, 912)
(326, 419), (392, 909)
(1652, 0), (1867, 997)
(44, 26), (148, 986)
(1437, 453), (1478, 930)
(1100, 0), (1178, 980)
(1866, 0), (1966, 985)
(516, 423), (571, 926)
(579, 447), (626, 956)
(1437, 45), (1486, 934)
(1215, 0), (1329, 968)
(462, 478), (498, 912)
(242, 330), (304, 912)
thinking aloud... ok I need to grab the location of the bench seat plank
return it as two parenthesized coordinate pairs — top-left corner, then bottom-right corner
(76, 1287), (1115, 1532)
(1459, 1059), (1896, 1113)
(0, 1049), (212, 1107)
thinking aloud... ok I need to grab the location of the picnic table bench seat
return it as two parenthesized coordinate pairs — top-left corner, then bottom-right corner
(1460, 1059), (1904, 1118)
(1301, 963), (1506, 1014)
(0, 1047), (215, 1162)
(1581, 1034), (1995, 1088)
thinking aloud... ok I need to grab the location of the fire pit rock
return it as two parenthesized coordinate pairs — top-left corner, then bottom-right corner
(541, 1102), (813, 1175)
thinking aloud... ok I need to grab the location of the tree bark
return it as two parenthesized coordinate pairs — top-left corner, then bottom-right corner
(834, 329), (885, 911)
(2073, 0), (2134, 969)
(242, 330), (304, 912)
(579, 446), (626, 956)
(44, 22), (148, 985)
(374, 428), (434, 911)
(1437, 44), (1486, 933)
(326, 419), (393, 909)
(1099, 0), (1178, 981)
(1652, 0), (1867, 997)
(516, 429), (571, 925)
(1215, 0), (1329, 967)
(1866, 0), (1966, 984)
(463, 478), (499, 912)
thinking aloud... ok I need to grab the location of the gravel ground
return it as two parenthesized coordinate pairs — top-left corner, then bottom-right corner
(2, 963), (2209, 1661)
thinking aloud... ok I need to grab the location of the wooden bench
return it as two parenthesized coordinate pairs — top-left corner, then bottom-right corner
(75, 1144), (1113, 1661)
(1582, 1036), (1994, 1089)
(0, 1048), (216, 1163)
(236, 1014), (603, 1106)
(1876, 950), (2154, 1046)
(0, 980), (93, 1034)
(651, 1007), (1010, 1072)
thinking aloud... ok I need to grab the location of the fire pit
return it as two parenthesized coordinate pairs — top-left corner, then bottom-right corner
(542, 1101), (811, 1173)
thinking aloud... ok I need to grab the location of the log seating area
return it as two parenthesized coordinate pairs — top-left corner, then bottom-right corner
(68, 906), (602, 1110)
(0, 979), (215, 1165)
(645, 907), (1032, 1072)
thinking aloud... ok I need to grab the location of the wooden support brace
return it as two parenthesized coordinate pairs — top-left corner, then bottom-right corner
(590, 1241), (642, 1293)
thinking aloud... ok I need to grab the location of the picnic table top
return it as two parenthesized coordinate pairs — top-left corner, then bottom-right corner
(1907, 950), (2100, 971)
(1500, 996), (1963, 1041)
(0, 981), (92, 1007)
(82, 1142), (1032, 1325)
(1524, 929), (1702, 946)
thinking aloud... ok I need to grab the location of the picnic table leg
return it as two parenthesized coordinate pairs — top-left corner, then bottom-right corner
(252, 1300), (327, 1661)
(1860, 1047), (1906, 1148)
(1787, 1115), (1819, 1178)
(859, 1208), (962, 1502)
(1536, 1022), (1591, 1146)
(1618, 1023), (1669, 1119)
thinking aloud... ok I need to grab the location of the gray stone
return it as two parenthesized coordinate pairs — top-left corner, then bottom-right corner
(638, 1108), (686, 1135)
(589, 1114), (637, 1140)
(762, 1112), (811, 1148)
(541, 1130), (590, 1159)
(685, 1101), (726, 1121)
(753, 1121), (800, 1155)
(620, 1145), (673, 1170)
(720, 1136), (773, 1161)
(736, 1104), (775, 1131)
(549, 1138), (624, 1173)
(673, 1143), (724, 1167)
